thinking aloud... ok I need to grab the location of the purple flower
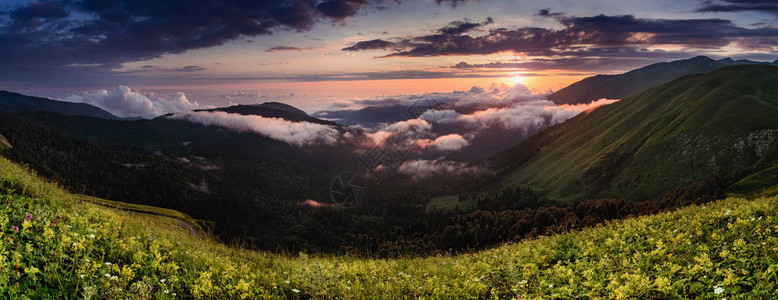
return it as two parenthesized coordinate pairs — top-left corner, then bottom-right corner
(40, 193), (45, 197)
(25, 213), (33, 221)
(12, 226), (19, 233)
(53, 220), (59, 226)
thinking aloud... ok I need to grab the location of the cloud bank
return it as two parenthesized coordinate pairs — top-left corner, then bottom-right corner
(63, 85), (204, 118)
(169, 111), (340, 146)
(398, 159), (486, 179)
(317, 83), (618, 162)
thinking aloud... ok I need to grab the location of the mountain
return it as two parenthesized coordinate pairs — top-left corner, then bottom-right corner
(199, 103), (337, 125)
(548, 56), (778, 105)
(0, 90), (118, 119)
(490, 65), (778, 203)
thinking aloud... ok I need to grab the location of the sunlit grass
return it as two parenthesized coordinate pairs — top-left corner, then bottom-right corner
(2, 155), (778, 298)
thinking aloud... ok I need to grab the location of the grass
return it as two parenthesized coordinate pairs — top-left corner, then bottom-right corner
(728, 163), (778, 199)
(3, 155), (778, 298)
(496, 65), (778, 203)
(425, 194), (473, 212)
(76, 194), (206, 235)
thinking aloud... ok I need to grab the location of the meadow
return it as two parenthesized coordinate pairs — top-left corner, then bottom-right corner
(1, 155), (778, 298)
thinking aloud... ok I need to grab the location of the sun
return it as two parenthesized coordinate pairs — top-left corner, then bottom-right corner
(508, 75), (525, 85)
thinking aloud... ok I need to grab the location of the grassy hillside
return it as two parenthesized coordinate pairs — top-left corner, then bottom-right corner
(493, 65), (778, 203)
(3, 156), (778, 298)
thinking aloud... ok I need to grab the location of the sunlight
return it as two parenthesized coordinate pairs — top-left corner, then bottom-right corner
(508, 75), (525, 85)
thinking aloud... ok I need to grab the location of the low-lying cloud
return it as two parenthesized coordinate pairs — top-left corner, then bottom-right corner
(63, 85), (205, 119)
(316, 83), (618, 161)
(431, 98), (619, 131)
(417, 134), (469, 151)
(169, 111), (340, 146)
(398, 159), (487, 179)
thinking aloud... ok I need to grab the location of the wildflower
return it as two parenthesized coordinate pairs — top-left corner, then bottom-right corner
(12, 226), (19, 233)
(725, 210), (731, 215)
(89, 234), (95, 239)
(105, 262), (112, 266)
(172, 293), (176, 296)
(105, 273), (111, 278)
(160, 279), (166, 283)
(714, 286), (724, 294)
(80, 274), (84, 278)
(25, 213), (32, 220)
(548, 284), (554, 288)
(164, 290), (169, 294)
(40, 193), (45, 197)
(53, 220), (59, 226)
(291, 289), (300, 293)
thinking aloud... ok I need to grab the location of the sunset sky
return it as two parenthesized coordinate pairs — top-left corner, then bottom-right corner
(2, 0), (777, 111)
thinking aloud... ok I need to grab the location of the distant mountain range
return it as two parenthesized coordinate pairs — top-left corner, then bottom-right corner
(0, 90), (118, 119)
(548, 56), (778, 104)
(490, 64), (778, 202)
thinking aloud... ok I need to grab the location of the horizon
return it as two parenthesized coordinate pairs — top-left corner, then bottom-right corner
(2, 0), (778, 115)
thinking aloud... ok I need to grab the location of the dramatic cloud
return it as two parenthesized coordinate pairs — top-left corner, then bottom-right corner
(0, 0), (470, 76)
(169, 111), (341, 146)
(63, 85), (205, 118)
(344, 15), (778, 58)
(397, 159), (486, 179)
(697, 0), (778, 15)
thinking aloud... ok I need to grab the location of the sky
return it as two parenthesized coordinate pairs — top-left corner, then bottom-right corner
(1, 0), (778, 112)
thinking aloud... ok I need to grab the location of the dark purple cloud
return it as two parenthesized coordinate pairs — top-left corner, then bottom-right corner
(536, 8), (562, 17)
(265, 46), (321, 52)
(0, 0), (467, 83)
(341, 39), (398, 51)
(438, 18), (493, 35)
(169, 66), (205, 73)
(697, 0), (778, 15)
(343, 14), (778, 58)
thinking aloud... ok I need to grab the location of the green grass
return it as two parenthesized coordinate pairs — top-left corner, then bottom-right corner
(425, 194), (473, 212)
(728, 163), (778, 198)
(76, 194), (206, 235)
(3, 155), (778, 298)
(496, 65), (778, 203)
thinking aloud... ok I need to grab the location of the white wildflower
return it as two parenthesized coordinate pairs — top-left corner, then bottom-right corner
(714, 286), (724, 294)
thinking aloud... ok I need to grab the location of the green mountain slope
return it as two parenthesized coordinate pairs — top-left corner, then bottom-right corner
(547, 56), (778, 105)
(0, 90), (118, 119)
(3, 152), (778, 298)
(492, 65), (778, 203)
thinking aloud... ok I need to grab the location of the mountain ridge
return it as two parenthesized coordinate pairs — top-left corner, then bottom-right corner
(548, 56), (778, 105)
(0, 90), (119, 119)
